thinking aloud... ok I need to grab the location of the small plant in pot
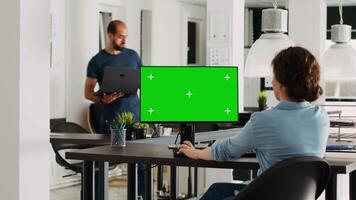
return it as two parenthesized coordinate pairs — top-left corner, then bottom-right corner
(133, 123), (150, 139)
(257, 90), (267, 111)
(116, 112), (134, 140)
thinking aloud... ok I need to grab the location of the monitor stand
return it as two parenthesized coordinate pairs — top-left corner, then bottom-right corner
(179, 123), (195, 145)
(171, 123), (195, 157)
(179, 123), (195, 198)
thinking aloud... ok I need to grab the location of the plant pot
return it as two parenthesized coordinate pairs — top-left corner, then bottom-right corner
(259, 104), (267, 111)
(133, 128), (147, 139)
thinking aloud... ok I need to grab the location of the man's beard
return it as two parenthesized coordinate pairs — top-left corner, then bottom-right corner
(113, 42), (125, 51)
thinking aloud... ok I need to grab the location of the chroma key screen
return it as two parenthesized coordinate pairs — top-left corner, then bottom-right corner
(140, 66), (239, 122)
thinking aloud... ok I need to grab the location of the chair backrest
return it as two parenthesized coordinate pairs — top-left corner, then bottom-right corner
(87, 103), (102, 133)
(51, 121), (89, 133)
(50, 122), (90, 173)
(235, 156), (331, 200)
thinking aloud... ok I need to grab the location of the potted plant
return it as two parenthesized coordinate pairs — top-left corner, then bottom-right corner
(116, 112), (134, 140)
(132, 123), (150, 139)
(257, 90), (267, 111)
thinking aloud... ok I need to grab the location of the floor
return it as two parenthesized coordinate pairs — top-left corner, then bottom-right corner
(51, 185), (127, 200)
(50, 166), (186, 200)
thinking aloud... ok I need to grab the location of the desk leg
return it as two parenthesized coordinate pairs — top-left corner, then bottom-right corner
(144, 164), (152, 200)
(326, 173), (337, 200)
(83, 161), (94, 200)
(97, 162), (108, 200)
(350, 171), (356, 200)
(170, 166), (177, 200)
(187, 167), (192, 197)
(157, 165), (163, 191)
(194, 167), (198, 197)
(128, 163), (137, 200)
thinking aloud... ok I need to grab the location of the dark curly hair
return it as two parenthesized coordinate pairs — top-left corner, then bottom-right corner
(272, 46), (323, 102)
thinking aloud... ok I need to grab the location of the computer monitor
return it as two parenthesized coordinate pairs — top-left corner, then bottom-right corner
(140, 66), (239, 144)
(140, 66), (239, 122)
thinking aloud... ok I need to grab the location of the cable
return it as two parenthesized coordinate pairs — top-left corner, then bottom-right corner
(273, 0), (278, 9)
(339, 0), (344, 24)
(174, 131), (180, 145)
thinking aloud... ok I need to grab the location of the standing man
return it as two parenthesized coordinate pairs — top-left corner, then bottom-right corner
(84, 20), (145, 198)
(85, 20), (142, 134)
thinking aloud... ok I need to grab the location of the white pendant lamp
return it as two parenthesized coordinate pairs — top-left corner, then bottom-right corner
(245, 0), (294, 77)
(322, 0), (356, 81)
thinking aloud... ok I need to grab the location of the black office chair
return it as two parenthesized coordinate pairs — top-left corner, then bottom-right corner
(50, 121), (94, 173)
(234, 156), (331, 200)
(87, 103), (103, 134)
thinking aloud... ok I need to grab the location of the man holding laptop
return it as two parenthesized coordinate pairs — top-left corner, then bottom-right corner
(85, 20), (144, 197)
(84, 20), (142, 134)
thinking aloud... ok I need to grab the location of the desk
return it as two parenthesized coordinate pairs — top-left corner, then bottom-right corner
(51, 129), (356, 200)
(65, 142), (356, 200)
(323, 154), (356, 200)
(50, 133), (110, 144)
(51, 129), (240, 199)
(66, 143), (259, 200)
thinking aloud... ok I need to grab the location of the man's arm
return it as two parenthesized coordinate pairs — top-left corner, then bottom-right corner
(84, 77), (101, 103)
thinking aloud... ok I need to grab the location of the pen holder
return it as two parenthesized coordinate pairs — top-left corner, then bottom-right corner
(110, 128), (126, 147)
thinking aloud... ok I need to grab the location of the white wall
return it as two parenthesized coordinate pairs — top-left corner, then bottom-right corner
(206, 0), (245, 112)
(0, 0), (50, 199)
(66, 0), (99, 127)
(205, 0), (245, 188)
(151, 0), (182, 65)
(288, 0), (327, 61)
(121, 0), (152, 53)
(61, 0), (196, 126)
(0, 0), (20, 198)
(50, 0), (66, 119)
(288, 0), (327, 106)
(62, 0), (152, 127)
(181, 3), (207, 65)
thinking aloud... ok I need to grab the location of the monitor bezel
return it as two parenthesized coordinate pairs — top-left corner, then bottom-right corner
(139, 66), (239, 123)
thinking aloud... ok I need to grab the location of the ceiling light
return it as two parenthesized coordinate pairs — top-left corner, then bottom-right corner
(245, 0), (294, 77)
(322, 0), (356, 81)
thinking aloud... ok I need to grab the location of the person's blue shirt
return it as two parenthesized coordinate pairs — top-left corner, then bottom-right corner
(87, 48), (142, 133)
(211, 101), (329, 175)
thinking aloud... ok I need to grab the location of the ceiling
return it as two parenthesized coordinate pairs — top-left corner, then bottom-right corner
(180, 0), (356, 7)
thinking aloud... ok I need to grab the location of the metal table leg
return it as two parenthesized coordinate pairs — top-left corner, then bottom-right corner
(128, 163), (137, 200)
(144, 164), (152, 200)
(325, 173), (337, 200)
(83, 161), (94, 200)
(350, 171), (356, 200)
(194, 167), (198, 197)
(170, 166), (177, 200)
(157, 165), (163, 191)
(97, 162), (109, 200)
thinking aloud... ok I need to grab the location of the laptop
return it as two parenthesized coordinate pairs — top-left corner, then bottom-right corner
(95, 66), (140, 96)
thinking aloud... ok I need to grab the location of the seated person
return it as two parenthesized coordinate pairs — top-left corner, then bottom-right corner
(177, 46), (330, 200)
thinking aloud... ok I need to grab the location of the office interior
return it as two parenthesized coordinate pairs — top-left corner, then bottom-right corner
(1, 0), (356, 199)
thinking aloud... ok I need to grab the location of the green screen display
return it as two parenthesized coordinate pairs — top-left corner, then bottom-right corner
(140, 67), (239, 122)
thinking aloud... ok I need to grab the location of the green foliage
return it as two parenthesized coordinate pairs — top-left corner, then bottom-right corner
(133, 123), (150, 129)
(257, 90), (267, 106)
(116, 112), (134, 126)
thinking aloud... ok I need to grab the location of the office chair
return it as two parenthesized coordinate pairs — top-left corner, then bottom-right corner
(51, 121), (94, 173)
(51, 121), (127, 199)
(234, 156), (331, 200)
(87, 103), (102, 134)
